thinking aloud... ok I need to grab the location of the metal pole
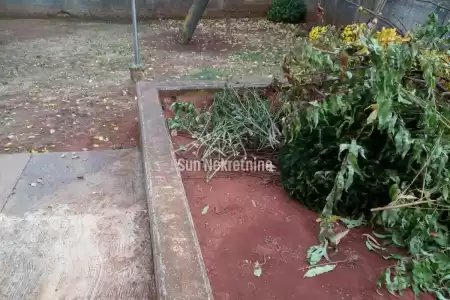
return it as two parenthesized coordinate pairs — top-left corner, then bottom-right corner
(131, 0), (141, 67)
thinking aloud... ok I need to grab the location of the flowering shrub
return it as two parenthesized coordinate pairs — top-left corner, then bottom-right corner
(309, 26), (328, 40)
(340, 23), (367, 44)
(376, 27), (411, 46)
(281, 13), (450, 298)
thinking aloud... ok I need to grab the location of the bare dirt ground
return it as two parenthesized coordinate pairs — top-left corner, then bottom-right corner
(0, 18), (299, 154)
(170, 135), (432, 300)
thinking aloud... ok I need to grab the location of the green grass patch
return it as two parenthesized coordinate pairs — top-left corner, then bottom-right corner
(183, 68), (227, 80)
(231, 51), (265, 62)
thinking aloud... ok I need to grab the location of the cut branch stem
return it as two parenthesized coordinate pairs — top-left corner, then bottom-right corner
(371, 200), (436, 212)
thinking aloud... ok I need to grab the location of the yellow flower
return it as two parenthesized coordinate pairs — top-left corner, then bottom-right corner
(309, 26), (328, 40)
(376, 27), (410, 46)
(340, 23), (367, 45)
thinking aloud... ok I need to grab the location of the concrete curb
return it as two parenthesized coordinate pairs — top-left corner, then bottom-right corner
(137, 80), (272, 300)
(149, 79), (275, 97)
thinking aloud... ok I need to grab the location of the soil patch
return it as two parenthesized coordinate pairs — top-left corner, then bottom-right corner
(150, 31), (242, 55)
(1, 85), (137, 153)
(168, 132), (431, 300)
(0, 18), (298, 154)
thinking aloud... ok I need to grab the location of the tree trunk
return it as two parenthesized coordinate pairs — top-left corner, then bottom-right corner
(180, 0), (210, 44)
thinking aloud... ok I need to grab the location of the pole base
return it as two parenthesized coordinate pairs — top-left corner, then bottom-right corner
(130, 66), (146, 83)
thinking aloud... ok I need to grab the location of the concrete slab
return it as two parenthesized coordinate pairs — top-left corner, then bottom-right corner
(3, 149), (134, 214)
(0, 149), (156, 300)
(0, 153), (30, 210)
(138, 82), (214, 300)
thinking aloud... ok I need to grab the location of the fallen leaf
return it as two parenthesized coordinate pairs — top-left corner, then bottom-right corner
(201, 205), (209, 215)
(307, 244), (328, 265)
(304, 264), (336, 278)
(340, 215), (366, 228)
(253, 262), (263, 277)
(113, 127), (119, 131)
(364, 234), (386, 251)
(330, 229), (350, 246)
(61, 153), (66, 158)
(36, 178), (43, 184)
(30, 182), (37, 187)
(363, 233), (381, 246)
(50, 129), (55, 134)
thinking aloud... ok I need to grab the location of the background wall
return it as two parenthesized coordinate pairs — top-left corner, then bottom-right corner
(0, 0), (448, 30)
(309, 0), (450, 31)
(0, 0), (272, 19)
(381, 0), (450, 31)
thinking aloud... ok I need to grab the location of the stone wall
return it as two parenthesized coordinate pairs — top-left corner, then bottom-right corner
(0, 0), (272, 19)
(0, 0), (448, 30)
(305, 0), (450, 30)
(381, 0), (450, 31)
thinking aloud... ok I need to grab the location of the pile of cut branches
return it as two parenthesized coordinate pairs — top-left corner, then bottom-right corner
(168, 88), (282, 181)
(279, 11), (450, 298)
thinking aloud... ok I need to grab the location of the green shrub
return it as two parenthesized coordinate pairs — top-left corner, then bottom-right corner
(278, 91), (397, 217)
(278, 15), (450, 219)
(267, 0), (307, 24)
(280, 14), (450, 298)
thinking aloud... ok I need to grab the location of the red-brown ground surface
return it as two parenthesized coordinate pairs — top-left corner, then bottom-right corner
(171, 133), (431, 300)
(0, 19), (298, 154)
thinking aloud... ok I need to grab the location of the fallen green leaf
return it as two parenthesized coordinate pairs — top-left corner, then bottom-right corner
(340, 215), (366, 228)
(253, 262), (262, 277)
(307, 244), (327, 265)
(372, 231), (391, 239)
(201, 205), (209, 215)
(383, 254), (403, 260)
(366, 240), (375, 251)
(304, 264), (336, 278)
(366, 239), (386, 252)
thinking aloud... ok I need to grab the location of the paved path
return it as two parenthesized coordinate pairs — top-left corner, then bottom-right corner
(0, 149), (156, 300)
